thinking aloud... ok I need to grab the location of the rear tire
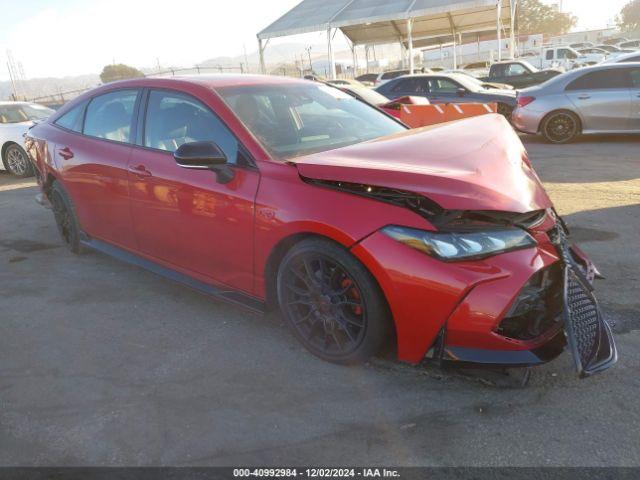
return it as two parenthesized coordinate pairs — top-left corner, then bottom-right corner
(541, 111), (580, 144)
(50, 181), (84, 254)
(3, 144), (34, 178)
(497, 103), (514, 119)
(276, 238), (391, 365)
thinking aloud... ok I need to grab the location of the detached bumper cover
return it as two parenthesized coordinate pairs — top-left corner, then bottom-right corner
(441, 237), (618, 377)
(563, 265), (617, 377)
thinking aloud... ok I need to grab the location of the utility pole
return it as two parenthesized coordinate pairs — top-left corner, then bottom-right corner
(305, 46), (313, 73)
(243, 44), (250, 74)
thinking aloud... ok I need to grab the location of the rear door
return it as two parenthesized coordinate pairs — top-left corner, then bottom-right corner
(53, 89), (141, 249)
(127, 88), (259, 293)
(565, 68), (632, 132)
(378, 77), (426, 99)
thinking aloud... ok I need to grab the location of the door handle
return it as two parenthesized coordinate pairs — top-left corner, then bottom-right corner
(578, 94), (591, 100)
(58, 146), (74, 160)
(129, 164), (152, 178)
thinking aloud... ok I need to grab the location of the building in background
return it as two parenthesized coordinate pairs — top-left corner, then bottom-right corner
(422, 34), (543, 69)
(548, 28), (619, 45)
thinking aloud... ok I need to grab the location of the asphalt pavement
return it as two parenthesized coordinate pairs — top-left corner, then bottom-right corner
(0, 134), (638, 466)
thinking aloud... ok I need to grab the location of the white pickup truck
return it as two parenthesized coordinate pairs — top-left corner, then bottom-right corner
(525, 46), (589, 71)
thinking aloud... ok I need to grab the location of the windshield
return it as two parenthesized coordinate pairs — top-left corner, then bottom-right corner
(446, 74), (484, 92)
(0, 103), (54, 124)
(517, 60), (539, 73)
(342, 86), (390, 105)
(218, 83), (406, 159)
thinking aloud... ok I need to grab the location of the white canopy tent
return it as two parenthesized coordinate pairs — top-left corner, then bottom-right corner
(257, 0), (518, 77)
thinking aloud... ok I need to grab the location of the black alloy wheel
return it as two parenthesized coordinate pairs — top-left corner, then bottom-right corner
(50, 182), (83, 254)
(277, 238), (390, 365)
(542, 111), (580, 144)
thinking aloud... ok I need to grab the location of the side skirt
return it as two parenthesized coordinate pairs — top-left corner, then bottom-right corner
(81, 237), (265, 314)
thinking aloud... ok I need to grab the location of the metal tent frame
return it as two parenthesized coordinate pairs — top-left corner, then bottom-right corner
(257, 0), (517, 76)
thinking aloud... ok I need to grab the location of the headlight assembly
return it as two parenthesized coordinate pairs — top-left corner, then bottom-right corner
(382, 225), (537, 261)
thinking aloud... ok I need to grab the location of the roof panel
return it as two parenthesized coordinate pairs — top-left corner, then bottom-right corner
(331, 0), (413, 27)
(258, 0), (350, 39)
(259, 0), (513, 45)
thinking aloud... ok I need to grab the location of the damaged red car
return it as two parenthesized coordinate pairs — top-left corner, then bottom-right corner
(25, 75), (617, 377)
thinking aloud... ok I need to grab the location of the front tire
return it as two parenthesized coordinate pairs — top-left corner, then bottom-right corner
(3, 144), (34, 178)
(541, 111), (580, 144)
(50, 181), (83, 254)
(276, 238), (391, 365)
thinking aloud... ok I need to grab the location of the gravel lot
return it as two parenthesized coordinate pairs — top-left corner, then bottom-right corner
(1, 135), (639, 466)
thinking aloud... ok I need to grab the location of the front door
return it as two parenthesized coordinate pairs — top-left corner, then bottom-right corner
(426, 77), (463, 104)
(127, 89), (259, 293)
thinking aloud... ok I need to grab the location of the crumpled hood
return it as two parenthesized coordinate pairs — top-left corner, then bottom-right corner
(293, 114), (552, 213)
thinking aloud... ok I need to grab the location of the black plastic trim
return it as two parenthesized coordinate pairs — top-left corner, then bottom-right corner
(443, 328), (566, 367)
(80, 237), (265, 314)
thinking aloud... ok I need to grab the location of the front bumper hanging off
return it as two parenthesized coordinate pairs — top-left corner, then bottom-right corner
(562, 258), (618, 378)
(440, 235), (618, 378)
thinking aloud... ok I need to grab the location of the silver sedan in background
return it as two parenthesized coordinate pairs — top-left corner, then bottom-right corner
(512, 63), (640, 143)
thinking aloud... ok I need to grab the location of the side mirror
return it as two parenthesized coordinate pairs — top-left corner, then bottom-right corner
(173, 141), (235, 184)
(457, 88), (467, 97)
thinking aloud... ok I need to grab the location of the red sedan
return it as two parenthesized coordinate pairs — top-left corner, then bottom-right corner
(25, 75), (616, 377)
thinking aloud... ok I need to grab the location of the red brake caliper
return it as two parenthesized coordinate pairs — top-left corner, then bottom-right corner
(341, 278), (363, 315)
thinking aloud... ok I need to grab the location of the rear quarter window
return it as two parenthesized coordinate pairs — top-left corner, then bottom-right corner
(54, 102), (87, 132)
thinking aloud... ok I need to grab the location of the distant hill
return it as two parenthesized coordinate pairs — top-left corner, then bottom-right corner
(198, 42), (333, 73)
(0, 74), (100, 102)
(1, 41), (403, 102)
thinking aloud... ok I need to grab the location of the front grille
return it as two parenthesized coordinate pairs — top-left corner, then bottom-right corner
(564, 267), (601, 368)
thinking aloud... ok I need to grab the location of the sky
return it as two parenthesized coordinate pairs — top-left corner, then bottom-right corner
(0, 0), (634, 81)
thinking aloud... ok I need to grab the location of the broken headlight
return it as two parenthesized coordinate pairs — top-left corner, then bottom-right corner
(382, 226), (537, 261)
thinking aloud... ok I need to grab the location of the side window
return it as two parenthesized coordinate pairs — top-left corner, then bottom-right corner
(492, 64), (506, 77)
(84, 90), (138, 143)
(629, 69), (640, 88)
(144, 90), (238, 164)
(390, 78), (425, 94)
(506, 64), (527, 77)
(546, 50), (554, 60)
(54, 102), (86, 132)
(427, 78), (460, 94)
(566, 69), (630, 91)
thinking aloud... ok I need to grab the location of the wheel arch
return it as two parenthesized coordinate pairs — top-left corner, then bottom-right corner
(538, 108), (583, 135)
(263, 230), (397, 356)
(263, 231), (396, 336)
(1, 141), (20, 169)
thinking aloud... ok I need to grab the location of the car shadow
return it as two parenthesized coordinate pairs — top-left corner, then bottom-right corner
(522, 133), (640, 145)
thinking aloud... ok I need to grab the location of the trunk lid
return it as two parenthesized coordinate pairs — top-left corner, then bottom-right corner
(293, 114), (552, 213)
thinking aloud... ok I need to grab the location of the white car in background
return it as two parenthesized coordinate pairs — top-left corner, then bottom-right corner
(577, 47), (609, 65)
(617, 39), (640, 50)
(602, 50), (640, 64)
(595, 45), (636, 60)
(0, 101), (54, 177)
